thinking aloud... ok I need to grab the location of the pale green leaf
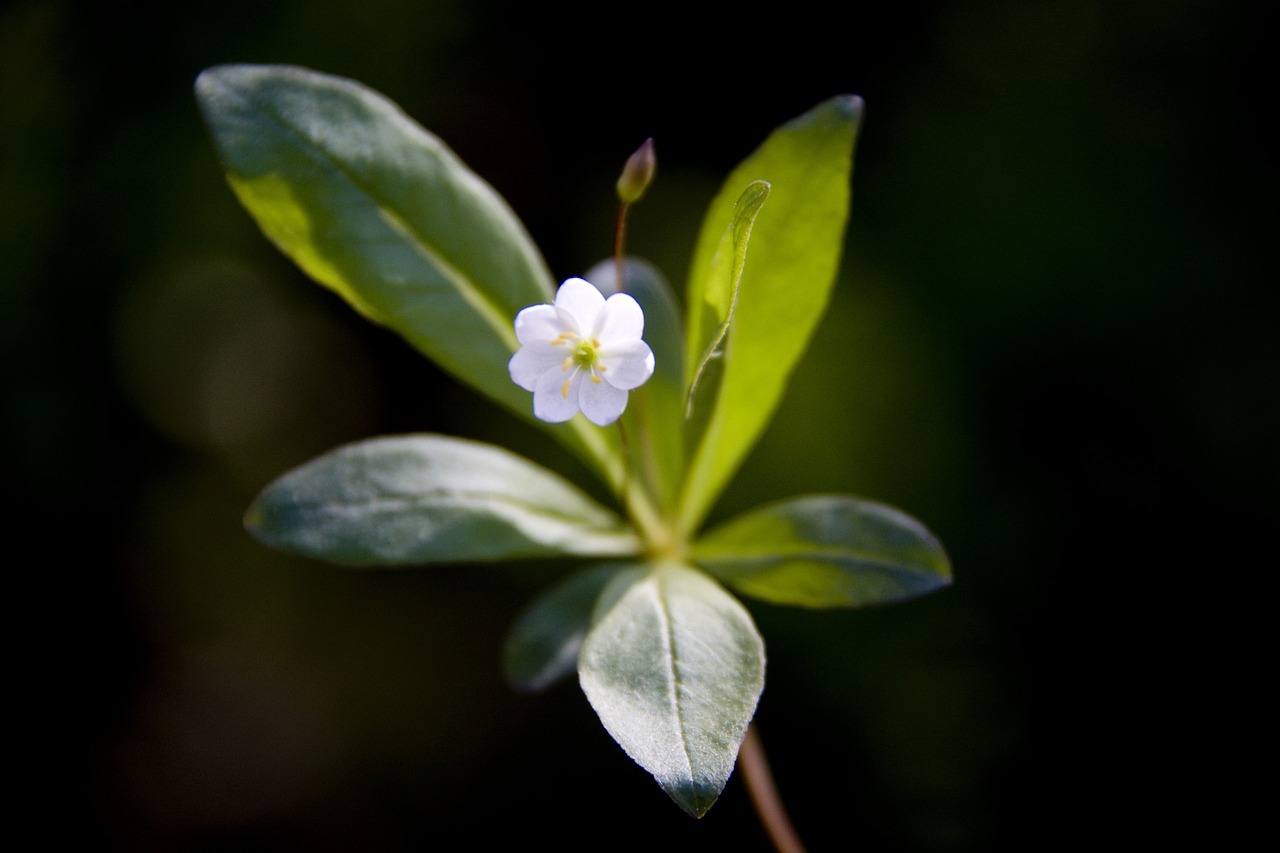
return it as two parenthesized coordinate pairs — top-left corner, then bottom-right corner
(679, 96), (863, 533)
(245, 434), (638, 565)
(502, 564), (624, 694)
(693, 495), (951, 608)
(195, 64), (620, 486)
(578, 563), (765, 817)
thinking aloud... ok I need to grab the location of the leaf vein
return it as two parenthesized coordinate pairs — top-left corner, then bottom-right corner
(654, 573), (695, 780)
(701, 548), (933, 574)
(285, 489), (629, 533)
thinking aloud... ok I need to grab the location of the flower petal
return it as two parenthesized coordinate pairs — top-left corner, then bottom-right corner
(533, 363), (581, 423)
(509, 344), (565, 392)
(514, 304), (566, 346)
(598, 339), (655, 391)
(554, 277), (605, 332)
(578, 376), (628, 426)
(594, 292), (645, 342)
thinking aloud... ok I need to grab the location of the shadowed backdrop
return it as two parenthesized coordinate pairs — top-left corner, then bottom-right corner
(3, 0), (1270, 849)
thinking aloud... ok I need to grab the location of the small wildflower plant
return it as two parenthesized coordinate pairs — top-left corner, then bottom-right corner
(196, 65), (950, 829)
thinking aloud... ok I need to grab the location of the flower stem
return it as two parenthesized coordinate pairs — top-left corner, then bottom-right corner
(615, 416), (633, 507)
(739, 723), (807, 853)
(630, 386), (666, 509)
(614, 200), (631, 292)
(615, 415), (676, 558)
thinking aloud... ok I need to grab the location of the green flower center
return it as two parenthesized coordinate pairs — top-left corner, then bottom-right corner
(571, 340), (598, 368)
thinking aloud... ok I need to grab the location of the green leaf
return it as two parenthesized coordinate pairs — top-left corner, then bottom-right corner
(245, 434), (638, 565)
(693, 495), (951, 608)
(679, 96), (863, 533)
(578, 563), (765, 817)
(502, 564), (624, 694)
(195, 64), (621, 486)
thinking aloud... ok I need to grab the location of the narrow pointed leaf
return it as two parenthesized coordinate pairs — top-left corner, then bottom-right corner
(684, 180), (771, 421)
(503, 564), (624, 694)
(246, 434), (638, 565)
(578, 563), (765, 817)
(693, 495), (951, 608)
(195, 64), (620, 484)
(680, 97), (863, 532)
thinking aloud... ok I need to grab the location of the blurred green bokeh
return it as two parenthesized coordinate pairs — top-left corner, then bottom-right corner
(4, 1), (1270, 849)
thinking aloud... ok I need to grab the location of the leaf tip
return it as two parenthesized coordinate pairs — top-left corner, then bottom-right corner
(897, 548), (954, 602)
(936, 554), (955, 586)
(832, 93), (865, 121)
(193, 64), (240, 101)
(241, 495), (269, 540)
(665, 778), (724, 818)
(737, 179), (771, 213)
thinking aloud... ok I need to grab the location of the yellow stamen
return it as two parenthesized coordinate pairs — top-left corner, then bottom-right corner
(591, 374), (602, 384)
(562, 357), (573, 371)
(561, 378), (572, 398)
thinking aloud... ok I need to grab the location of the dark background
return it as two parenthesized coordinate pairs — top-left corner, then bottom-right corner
(4, 0), (1272, 849)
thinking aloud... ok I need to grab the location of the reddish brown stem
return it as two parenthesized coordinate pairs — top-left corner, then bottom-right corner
(738, 723), (807, 853)
(614, 200), (630, 291)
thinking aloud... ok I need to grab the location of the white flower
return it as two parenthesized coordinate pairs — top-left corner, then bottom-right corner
(509, 277), (655, 426)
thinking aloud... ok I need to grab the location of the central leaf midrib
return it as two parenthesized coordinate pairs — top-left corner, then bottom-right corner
(653, 571), (695, 780)
(289, 489), (630, 533)
(699, 544), (928, 572)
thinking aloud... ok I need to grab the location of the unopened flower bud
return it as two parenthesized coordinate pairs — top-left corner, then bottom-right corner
(616, 138), (656, 203)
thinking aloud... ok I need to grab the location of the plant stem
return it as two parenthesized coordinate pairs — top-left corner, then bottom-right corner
(615, 416), (633, 508)
(630, 386), (666, 510)
(739, 723), (807, 853)
(616, 413), (680, 559)
(614, 200), (630, 291)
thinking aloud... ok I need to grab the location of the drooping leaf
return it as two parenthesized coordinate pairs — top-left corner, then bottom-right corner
(195, 64), (621, 486)
(502, 564), (625, 694)
(587, 257), (685, 512)
(578, 563), (765, 817)
(679, 96), (863, 533)
(245, 434), (638, 565)
(693, 495), (951, 608)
